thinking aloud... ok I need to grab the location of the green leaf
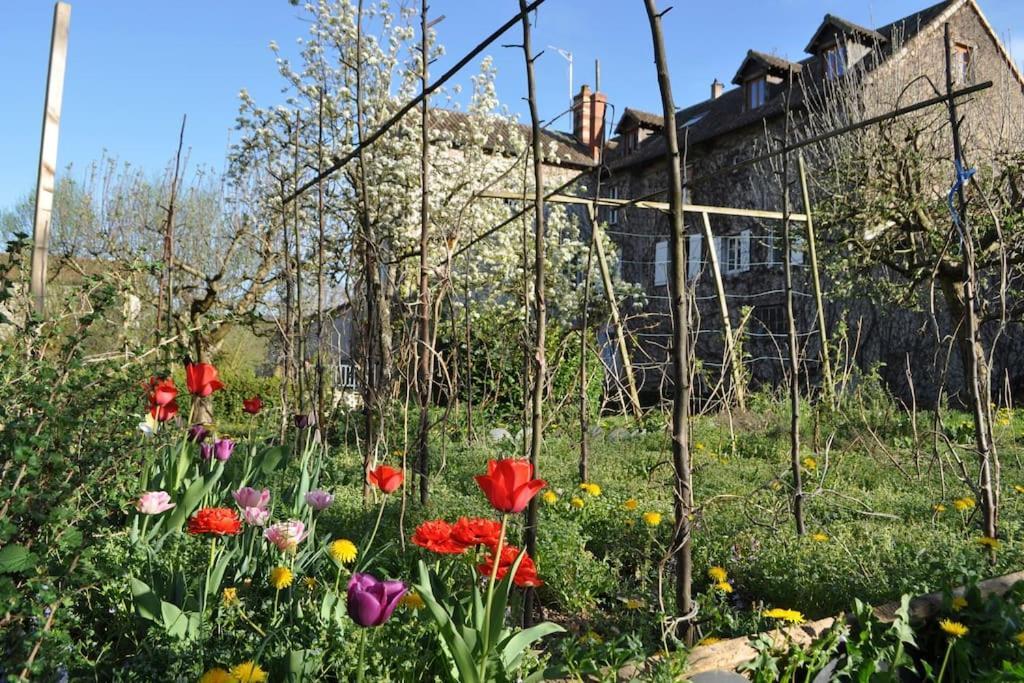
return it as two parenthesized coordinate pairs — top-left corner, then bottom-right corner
(0, 544), (36, 573)
(130, 577), (161, 622)
(163, 463), (225, 535)
(415, 561), (480, 683)
(257, 445), (288, 475)
(498, 622), (564, 670)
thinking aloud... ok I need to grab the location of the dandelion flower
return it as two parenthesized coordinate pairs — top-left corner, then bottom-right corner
(1015, 631), (1024, 646)
(542, 490), (559, 505)
(708, 566), (728, 582)
(715, 581), (733, 593)
(579, 482), (602, 497)
(303, 576), (317, 591)
(976, 536), (1001, 550)
(953, 497), (975, 512)
(570, 497), (585, 509)
(328, 539), (358, 564)
(939, 619), (968, 639)
(811, 532), (829, 542)
(1015, 485), (1024, 495)
(802, 456), (817, 471)
(230, 661), (268, 683)
(400, 591), (426, 610)
(269, 566), (293, 591)
(581, 630), (604, 645)
(200, 668), (233, 683)
(623, 498), (638, 511)
(763, 608), (805, 624)
(951, 596), (967, 611)
(643, 511), (662, 527)
(221, 587), (238, 607)
(624, 597), (643, 610)
(697, 636), (721, 646)
(933, 503), (947, 513)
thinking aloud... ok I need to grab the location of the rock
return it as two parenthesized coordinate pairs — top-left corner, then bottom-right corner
(588, 425), (605, 439)
(608, 427), (630, 442)
(488, 428), (512, 443)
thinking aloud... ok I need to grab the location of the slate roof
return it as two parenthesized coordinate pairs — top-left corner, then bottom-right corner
(805, 13), (888, 53)
(608, 0), (958, 172)
(615, 107), (665, 133)
(732, 50), (804, 85)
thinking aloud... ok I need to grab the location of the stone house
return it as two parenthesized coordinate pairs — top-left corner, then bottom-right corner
(578, 0), (1024, 405)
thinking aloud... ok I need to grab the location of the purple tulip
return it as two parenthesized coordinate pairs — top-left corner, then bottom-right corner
(293, 413), (312, 429)
(214, 438), (235, 462)
(347, 573), (407, 627)
(305, 489), (334, 511)
(233, 486), (270, 510)
(200, 442), (214, 461)
(188, 424), (209, 443)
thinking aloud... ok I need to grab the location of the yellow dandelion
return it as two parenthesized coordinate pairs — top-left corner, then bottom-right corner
(763, 608), (805, 624)
(303, 576), (317, 591)
(694, 442), (706, 451)
(802, 456), (817, 471)
(1015, 485), (1024, 495)
(715, 581), (733, 593)
(933, 503), (947, 513)
(542, 490), (558, 505)
(643, 511), (662, 527)
(708, 566), (728, 582)
(200, 668), (233, 683)
(400, 591), (426, 610)
(953, 497), (975, 512)
(581, 630), (604, 645)
(811, 532), (829, 542)
(623, 498), (638, 511)
(579, 482), (602, 497)
(624, 597), (644, 610)
(939, 619), (968, 639)
(570, 496), (585, 509)
(269, 566), (293, 591)
(770, 480), (782, 492)
(976, 536), (1001, 550)
(221, 587), (239, 607)
(951, 596), (967, 611)
(697, 636), (721, 646)
(1014, 631), (1024, 646)
(230, 661), (268, 683)
(328, 538), (358, 564)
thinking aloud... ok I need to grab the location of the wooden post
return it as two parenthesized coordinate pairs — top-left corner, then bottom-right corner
(591, 217), (643, 420)
(579, 205), (597, 483)
(698, 212), (745, 410)
(416, 0), (433, 506)
(643, 0), (694, 641)
(797, 154), (835, 406)
(30, 2), (71, 317)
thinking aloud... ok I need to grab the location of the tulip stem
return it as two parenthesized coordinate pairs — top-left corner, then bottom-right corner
(361, 496), (388, 564)
(480, 514), (508, 682)
(356, 627), (368, 683)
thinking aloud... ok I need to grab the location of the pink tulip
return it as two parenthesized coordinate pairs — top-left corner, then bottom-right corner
(136, 491), (175, 515)
(242, 506), (271, 526)
(305, 489), (334, 511)
(233, 486), (270, 510)
(264, 520), (308, 552)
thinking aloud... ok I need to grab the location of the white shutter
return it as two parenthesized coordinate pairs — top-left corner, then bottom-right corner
(739, 229), (751, 271)
(686, 234), (701, 280)
(712, 236), (722, 272)
(791, 237), (805, 266)
(655, 240), (669, 286)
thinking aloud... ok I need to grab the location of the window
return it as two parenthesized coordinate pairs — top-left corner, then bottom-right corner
(654, 239), (669, 286)
(607, 186), (620, 225)
(687, 234), (702, 280)
(715, 231), (752, 274)
(823, 44), (846, 79)
(624, 129), (638, 153)
(953, 43), (973, 84)
(745, 76), (767, 110)
(757, 305), (786, 337)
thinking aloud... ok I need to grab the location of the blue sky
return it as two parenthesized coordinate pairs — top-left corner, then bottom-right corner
(2, 0), (1022, 211)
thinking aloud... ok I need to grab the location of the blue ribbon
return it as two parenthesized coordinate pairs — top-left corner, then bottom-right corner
(947, 157), (976, 230)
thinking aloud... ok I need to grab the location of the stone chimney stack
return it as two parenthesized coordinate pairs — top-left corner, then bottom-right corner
(711, 79), (724, 99)
(572, 84), (607, 161)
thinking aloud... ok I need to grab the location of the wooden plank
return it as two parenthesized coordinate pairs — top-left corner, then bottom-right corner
(30, 2), (71, 316)
(476, 189), (810, 222)
(700, 212), (745, 410)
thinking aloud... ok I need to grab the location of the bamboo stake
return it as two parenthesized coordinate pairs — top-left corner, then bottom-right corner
(698, 212), (745, 410)
(30, 2), (71, 317)
(643, 0), (694, 640)
(579, 204), (597, 483)
(519, 0), (545, 628)
(797, 154), (835, 406)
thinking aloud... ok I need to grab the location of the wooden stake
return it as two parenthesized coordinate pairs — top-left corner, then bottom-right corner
(797, 154), (835, 406)
(698, 212), (745, 410)
(416, 0), (433, 506)
(30, 2), (71, 317)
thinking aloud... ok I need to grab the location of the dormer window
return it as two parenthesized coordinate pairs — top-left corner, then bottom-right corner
(823, 43), (847, 78)
(745, 76), (767, 110)
(953, 43), (973, 84)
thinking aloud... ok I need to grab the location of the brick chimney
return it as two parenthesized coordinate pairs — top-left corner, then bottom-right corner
(711, 79), (724, 99)
(572, 84), (607, 161)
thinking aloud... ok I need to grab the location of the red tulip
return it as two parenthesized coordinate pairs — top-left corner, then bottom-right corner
(411, 519), (468, 555)
(147, 377), (178, 406)
(243, 396), (263, 414)
(367, 465), (404, 494)
(185, 362), (225, 398)
(149, 399), (179, 422)
(474, 459), (546, 514)
(476, 545), (543, 587)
